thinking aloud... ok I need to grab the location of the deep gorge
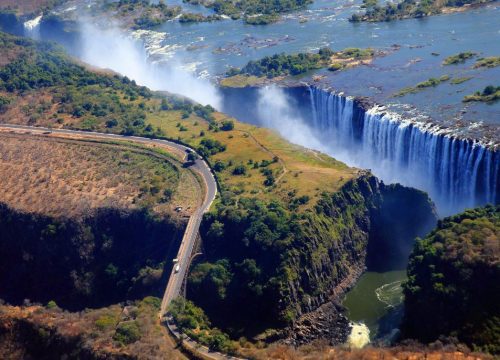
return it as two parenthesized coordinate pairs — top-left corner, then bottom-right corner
(191, 175), (437, 343)
(0, 204), (183, 311)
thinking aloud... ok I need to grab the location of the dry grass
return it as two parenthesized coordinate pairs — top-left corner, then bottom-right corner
(0, 301), (186, 360)
(238, 341), (494, 360)
(219, 75), (270, 88)
(0, 131), (200, 217)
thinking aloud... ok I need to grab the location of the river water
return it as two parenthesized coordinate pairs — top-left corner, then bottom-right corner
(153, 0), (500, 129)
(342, 270), (407, 346)
(10, 0), (500, 135)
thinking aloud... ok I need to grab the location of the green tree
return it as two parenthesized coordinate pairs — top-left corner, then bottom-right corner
(232, 164), (247, 175)
(221, 120), (234, 131)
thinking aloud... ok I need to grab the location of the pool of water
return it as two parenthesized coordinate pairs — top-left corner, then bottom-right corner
(342, 270), (407, 342)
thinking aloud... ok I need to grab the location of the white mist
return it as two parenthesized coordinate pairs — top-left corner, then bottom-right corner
(78, 22), (221, 108)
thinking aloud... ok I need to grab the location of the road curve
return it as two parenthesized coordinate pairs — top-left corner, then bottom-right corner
(0, 124), (246, 359)
(0, 124), (217, 312)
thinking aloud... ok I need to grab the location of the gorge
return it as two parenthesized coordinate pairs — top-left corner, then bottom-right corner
(0, 3), (498, 357)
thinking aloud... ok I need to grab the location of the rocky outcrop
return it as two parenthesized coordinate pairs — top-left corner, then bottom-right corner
(285, 302), (350, 347)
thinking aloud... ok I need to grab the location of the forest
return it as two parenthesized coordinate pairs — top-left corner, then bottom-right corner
(403, 205), (499, 354)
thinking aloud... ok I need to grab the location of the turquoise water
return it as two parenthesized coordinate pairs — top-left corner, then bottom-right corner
(342, 270), (407, 339)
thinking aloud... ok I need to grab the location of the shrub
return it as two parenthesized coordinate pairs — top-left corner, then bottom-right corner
(214, 160), (226, 172)
(443, 51), (476, 65)
(46, 300), (58, 309)
(221, 120), (234, 131)
(95, 314), (117, 330)
(232, 165), (247, 175)
(113, 321), (141, 345)
(328, 62), (344, 71)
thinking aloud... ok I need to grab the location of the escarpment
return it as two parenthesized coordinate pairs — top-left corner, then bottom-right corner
(0, 203), (184, 310)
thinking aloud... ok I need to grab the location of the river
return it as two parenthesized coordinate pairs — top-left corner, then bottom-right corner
(342, 270), (407, 347)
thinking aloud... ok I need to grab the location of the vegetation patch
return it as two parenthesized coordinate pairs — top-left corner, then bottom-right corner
(219, 74), (268, 88)
(0, 297), (181, 358)
(473, 56), (500, 69)
(183, 0), (312, 20)
(0, 203), (182, 310)
(244, 14), (280, 25)
(100, 0), (181, 30)
(394, 75), (451, 97)
(169, 298), (237, 354)
(402, 205), (499, 354)
(225, 47), (375, 79)
(450, 76), (473, 84)
(113, 321), (142, 345)
(463, 85), (500, 103)
(443, 51), (477, 65)
(179, 13), (222, 23)
(350, 0), (493, 22)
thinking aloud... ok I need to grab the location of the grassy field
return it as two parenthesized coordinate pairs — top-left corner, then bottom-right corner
(0, 131), (201, 217)
(147, 110), (358, 208)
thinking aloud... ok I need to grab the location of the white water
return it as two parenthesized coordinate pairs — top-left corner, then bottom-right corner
(23, 15), (42, 39)
(347, 323), (370, 349)
(257, 86), (327, 152)
(306, 87), (499, 215)
(78, 22), (221, 108)
(375, 280), (404, 308)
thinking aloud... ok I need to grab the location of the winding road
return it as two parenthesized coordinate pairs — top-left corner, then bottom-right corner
(0, 124), (246, 359)
(0, 124), (217, 314)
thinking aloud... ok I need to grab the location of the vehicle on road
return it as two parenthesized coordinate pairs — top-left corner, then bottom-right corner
(174, 264), (180, 273)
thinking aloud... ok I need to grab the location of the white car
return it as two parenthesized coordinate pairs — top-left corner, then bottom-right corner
(174, 264), (180, 273)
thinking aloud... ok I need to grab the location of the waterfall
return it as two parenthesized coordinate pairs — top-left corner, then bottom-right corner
(23, 15), (42, 39)
(306, 86), (499, 215)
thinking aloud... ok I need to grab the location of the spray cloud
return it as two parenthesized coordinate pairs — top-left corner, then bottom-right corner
(257, 85), (327, 152)
(78, 21), (221, 108)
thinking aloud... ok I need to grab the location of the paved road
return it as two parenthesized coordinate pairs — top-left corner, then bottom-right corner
(0, 124), (217, 313)
(0, 124), (243, 359)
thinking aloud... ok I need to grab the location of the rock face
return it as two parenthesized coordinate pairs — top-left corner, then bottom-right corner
(280, 175), (437, 345)
(285, 302), (350, 347)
